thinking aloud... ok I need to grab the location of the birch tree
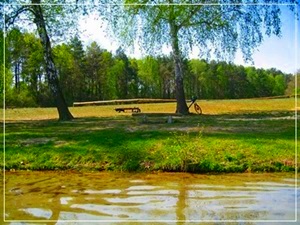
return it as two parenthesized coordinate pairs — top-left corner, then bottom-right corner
(101, 0), (298, 114)
(3, 0), (86, 120)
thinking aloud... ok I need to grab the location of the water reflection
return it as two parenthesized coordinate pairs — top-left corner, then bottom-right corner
(2, 172), (298, 224)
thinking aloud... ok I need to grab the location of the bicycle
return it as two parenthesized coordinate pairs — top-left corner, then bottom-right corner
(188, 96), (202, 115)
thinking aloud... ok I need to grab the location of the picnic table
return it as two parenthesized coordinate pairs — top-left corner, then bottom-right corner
(115, 107), (141, 113)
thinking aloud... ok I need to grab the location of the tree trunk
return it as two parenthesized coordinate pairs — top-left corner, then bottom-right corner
(170, 22), (189, 115)
(31, 0), (73, 121)
(14, 61), (20, 92)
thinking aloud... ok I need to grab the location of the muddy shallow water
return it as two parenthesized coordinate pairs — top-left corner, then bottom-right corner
(2, 171), (299, 224)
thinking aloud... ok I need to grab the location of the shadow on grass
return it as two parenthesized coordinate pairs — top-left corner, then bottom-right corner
(2, 110), (297, 172)
(3, 117), (174, 171)
(3, 110), (296, 149)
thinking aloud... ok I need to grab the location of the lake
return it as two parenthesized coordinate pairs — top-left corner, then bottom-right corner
(2, 171), (299, 224)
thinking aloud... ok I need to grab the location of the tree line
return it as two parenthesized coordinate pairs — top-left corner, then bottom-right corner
(1, 29), (296, 108)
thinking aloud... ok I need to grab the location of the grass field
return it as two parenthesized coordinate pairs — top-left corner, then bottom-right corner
(2, 98), (297, 120)
(1, 98), (298, 173)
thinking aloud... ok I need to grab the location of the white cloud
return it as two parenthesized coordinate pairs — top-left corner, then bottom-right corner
(78, 13), (119, 52)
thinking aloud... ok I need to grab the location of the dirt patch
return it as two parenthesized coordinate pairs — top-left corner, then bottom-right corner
(20, 138), (55, 146)
(54, 140), (72, 147)
(222, 116), (296, 121)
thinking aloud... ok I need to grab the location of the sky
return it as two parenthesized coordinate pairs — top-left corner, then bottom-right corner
(79, 5), (299, 75)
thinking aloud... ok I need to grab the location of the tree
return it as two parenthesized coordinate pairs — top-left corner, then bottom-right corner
(114, 48), (138, 99)
(84, 42), (103, 100)
(99, 50), (115, 100)
(69, 35), (86, 101)
(20, 32), (45, 104)
(188, 59), (207, 98)
(128, 58), (139, 98)
(137, 56), (161, 98)
(158, 55), (175, 98)
(109, 58), (126, 98)
(0, 29), (14, 107)
(6, 29), (24, 93)
(285, 70), (300, 96)
(101, 0), (297, 114)
(4, 29), (49, 107)
(53, 43), (77, 104)
(3, 0), (84, 120)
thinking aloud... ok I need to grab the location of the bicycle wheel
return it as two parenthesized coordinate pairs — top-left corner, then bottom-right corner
(194, 103), (202, 115)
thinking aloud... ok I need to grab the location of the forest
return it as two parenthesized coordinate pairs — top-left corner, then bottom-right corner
(1, 29), (297, 108)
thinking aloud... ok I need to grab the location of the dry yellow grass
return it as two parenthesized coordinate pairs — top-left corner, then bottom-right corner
(1, 98), (296, 121)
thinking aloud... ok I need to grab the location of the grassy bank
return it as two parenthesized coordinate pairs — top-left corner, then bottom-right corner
(1, 98), (298, 173)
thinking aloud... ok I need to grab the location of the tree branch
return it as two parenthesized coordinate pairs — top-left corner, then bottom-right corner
(182, 7), (226, 31)
(178, 5), (202, 29)
(5, 5), (35, 29)
(152, 5), (169, 27)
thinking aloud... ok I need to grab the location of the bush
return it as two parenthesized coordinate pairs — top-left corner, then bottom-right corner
(8, 91), (38, 107)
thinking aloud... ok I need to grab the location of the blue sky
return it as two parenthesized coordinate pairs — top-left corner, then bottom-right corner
(233, 7), (299, 75)
(79, 5), (299, 74)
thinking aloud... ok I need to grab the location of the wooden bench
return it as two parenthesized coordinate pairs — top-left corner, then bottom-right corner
(132, 113), (183, 124)
(115, 107), (141, 113)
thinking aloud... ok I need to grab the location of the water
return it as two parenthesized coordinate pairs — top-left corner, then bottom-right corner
(2, 171), (299, 224)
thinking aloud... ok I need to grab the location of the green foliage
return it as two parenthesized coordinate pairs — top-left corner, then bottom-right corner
(101, 1), (297, 114)
(3, 28), (295, 108)
(114, 47), (139, 99)
(4, 0), (85, 44)
(157, 131), (203, 172)
(187, 59), (289, 100)
(285, 71), (300, 96)
(0, 65), (13, 107)
(137, 56), (162, 98)
(4, 29), (53, 107)
(4, 0), (98, 120)
(53, 43), (78, 104)
(103, 1), (297, 62)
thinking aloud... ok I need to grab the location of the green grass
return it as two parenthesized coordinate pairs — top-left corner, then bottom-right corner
(1, 98), (298, 173)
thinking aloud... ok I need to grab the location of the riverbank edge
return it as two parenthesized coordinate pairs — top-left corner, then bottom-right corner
(1, 163), (297, 173)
